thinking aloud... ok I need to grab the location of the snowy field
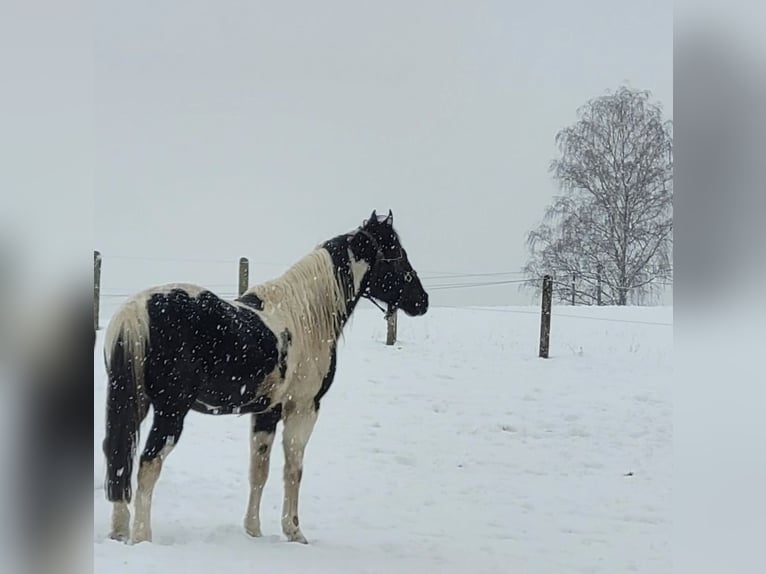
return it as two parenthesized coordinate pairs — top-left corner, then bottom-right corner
(93, 302), (672, 573)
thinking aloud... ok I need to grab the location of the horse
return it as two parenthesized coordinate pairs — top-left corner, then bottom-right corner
(101, 210), (429, 545)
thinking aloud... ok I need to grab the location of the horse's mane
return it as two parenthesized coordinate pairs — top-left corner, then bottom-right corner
(247, 247), (350, 351)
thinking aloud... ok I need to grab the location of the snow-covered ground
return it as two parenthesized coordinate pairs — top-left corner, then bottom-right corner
(93, 302), (672, 573)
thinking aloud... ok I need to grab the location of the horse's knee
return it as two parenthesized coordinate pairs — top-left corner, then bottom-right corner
(284, 465), (303, 486)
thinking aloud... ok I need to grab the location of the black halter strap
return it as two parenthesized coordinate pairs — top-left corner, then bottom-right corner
(355, 228), (383, 261)
(355, 228), (404, 263)
(354, 227), (402, 319)
(366, 296), (393, 318)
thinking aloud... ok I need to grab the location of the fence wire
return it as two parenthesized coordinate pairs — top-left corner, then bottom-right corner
(95, 252), (673, 329)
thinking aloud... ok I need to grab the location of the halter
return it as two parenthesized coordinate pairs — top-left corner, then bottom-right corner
(355, 228), (404, 263)
(365, 293), (394, 318)
(354, 227), (408, 319)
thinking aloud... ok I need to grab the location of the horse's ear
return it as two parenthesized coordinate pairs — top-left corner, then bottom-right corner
(385, 209), (393, 226)
(366, 210), (378, 226)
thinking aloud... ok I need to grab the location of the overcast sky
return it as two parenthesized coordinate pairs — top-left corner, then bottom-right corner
(94, 0), (672, 305)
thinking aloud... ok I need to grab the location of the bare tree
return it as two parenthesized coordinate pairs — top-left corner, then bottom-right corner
(523, 86), (673, 305)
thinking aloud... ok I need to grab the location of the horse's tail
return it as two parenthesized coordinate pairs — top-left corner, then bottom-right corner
(102, 297), (150, 503)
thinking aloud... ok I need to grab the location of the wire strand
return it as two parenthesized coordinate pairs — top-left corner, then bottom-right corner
(440, 305), (672, 326)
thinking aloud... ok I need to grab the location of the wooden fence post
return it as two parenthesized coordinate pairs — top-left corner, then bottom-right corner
(539, 274), (552, 359)
(596, 264), (603, 306)
(238, 257), (249, 296)
(571, 272), (576, 305)
(386, 306), (397, 346)
(94, 250), (102, 331)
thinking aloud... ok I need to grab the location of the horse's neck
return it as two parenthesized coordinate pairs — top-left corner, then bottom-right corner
(323, 234), (372, 324)
(248, 248), (349, 344)
(247, 236), (372, 342)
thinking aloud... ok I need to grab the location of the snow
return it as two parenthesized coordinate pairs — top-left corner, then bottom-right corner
(93, 302), (672, 573)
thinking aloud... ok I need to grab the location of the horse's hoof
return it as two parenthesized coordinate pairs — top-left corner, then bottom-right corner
(132, 531), (152, 544)
(245, 526), (263, 538)
(108, 531), (129, 543)
(287, 531), (308, 544)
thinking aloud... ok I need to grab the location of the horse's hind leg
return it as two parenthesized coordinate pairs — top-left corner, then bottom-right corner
(132, 411), (186, 543)
(110, 502), (131, 542)
(107, 391), (150, 541)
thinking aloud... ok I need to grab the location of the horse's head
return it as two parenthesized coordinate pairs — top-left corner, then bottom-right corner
(354, 210), (429, 318)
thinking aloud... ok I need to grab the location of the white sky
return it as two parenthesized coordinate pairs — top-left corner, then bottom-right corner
(93, 0), (672, 305)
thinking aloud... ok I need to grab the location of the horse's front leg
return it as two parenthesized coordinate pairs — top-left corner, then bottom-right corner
(244, 408), (281, 537)
(280, 402), (318, 543)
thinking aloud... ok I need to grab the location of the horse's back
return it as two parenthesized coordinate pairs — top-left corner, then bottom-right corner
(109, 283), (284, 414)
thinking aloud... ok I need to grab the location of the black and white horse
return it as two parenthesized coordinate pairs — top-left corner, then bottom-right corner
(102, 210), (429, 544)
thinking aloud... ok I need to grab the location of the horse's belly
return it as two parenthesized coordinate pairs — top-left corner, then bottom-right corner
(191, 368), (278, 415)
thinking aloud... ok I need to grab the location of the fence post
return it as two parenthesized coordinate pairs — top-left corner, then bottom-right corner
(596, 264), (603, 306)
(94, 250), (102, 331)
(238, 257), (249, 297)
(539, 274), (552, 358)
(571, 272), (576, 305)
(386, 306), (397, 346)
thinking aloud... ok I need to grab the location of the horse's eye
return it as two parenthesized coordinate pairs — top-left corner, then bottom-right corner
(404, 271), (413, 283)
